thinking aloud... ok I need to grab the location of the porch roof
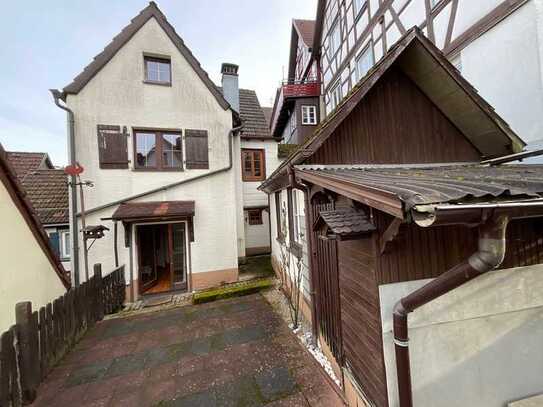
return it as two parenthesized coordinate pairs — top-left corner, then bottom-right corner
(314, 207), (376, 239)
(295, 164), (543, 219)
(111, 201), (195, 222)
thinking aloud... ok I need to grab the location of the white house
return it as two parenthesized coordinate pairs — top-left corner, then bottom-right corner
(52, 2), (281, 300)
(0, 145), (69, 332)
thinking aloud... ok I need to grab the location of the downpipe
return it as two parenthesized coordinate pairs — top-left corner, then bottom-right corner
(393, 214), (509, 407)
(50, 89), (80, 287)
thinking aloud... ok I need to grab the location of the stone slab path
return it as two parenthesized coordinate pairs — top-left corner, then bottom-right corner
(32, 294), (345, 406)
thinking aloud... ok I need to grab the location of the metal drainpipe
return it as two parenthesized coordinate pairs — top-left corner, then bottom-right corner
(50, 89), (80, 287)
(393, 213), (509, 407)
(289, 168), (319, 344)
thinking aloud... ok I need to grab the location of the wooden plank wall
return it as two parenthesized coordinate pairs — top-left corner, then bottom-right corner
(338, 237), (389, 407)
(310, 192), (344, 362)
(306, 67), (481, 165)
(0, 265), (125, 406)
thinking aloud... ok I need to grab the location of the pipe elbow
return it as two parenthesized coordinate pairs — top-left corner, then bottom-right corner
(469, 215), (509, 272)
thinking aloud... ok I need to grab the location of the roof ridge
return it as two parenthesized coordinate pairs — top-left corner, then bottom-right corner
(61, 2), (231, 111)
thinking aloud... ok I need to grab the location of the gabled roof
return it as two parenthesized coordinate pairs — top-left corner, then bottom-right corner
(61, 2), (231, 111)
(293, 19), (316, 47)
(217, 87), (273, 139)
(0, 145), (70, 289)
(261, 27), (526, 193)
(6, 151), (53, 181)
(21, 169), (69, 225)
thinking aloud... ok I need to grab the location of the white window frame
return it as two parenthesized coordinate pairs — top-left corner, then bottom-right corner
(356, 44), (374, 82)
(292, 191), (306, 244)
(328, 20), (341, 58)
(301, 105), (317, 125)
(353, 0), (367, 16)
(60, 230), (71, 259)
(330, 81), (343, 111)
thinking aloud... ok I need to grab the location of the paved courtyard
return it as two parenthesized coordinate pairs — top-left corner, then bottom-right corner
(33, 294), (345, 406)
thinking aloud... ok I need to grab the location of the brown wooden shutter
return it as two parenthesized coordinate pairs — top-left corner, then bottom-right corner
(97, 125), (128, 169)
(185, 129), (209, 169)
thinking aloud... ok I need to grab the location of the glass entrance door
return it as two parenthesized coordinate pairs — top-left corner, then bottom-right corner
(170, 223), (187, 291)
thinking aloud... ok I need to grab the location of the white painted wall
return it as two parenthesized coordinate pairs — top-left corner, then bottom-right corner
(241, 139), (280, 253)
(0, 181), (66, 332)
(379, 265), (543, 407)
(66, 17), (241, 282)
(459, 1), (543, 144)
(269, 189), (311, 300)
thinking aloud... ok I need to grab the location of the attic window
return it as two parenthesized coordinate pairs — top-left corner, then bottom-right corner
(144, 56), (171, 85)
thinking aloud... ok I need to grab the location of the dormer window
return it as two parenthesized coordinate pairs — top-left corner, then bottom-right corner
(144, 56), (171, 85)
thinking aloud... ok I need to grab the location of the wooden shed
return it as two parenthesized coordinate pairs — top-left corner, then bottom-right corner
(261, 27), (543, 407)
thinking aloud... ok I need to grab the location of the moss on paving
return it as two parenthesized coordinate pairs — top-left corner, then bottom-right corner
(239, 255), (274, 277)
(193, 278), (274, 305)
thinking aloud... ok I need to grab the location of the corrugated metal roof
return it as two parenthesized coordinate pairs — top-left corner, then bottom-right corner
(296, 164), (543, 209)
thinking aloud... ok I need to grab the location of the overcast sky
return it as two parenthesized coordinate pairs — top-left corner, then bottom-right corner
(0, 0), (316, 165)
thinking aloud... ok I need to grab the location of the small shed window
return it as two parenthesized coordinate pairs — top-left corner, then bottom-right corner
(275, 192), (284, 240)
(144, 56), (171, 84)
(301, 105), (317, 125)
(242, 149), (266, 181)
(247, 209), (263, 225)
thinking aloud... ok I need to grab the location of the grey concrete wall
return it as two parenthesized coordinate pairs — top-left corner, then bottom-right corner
(379, 264), (543, 407)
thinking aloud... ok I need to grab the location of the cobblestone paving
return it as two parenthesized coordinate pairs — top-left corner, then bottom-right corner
(33, 294), (345, 406)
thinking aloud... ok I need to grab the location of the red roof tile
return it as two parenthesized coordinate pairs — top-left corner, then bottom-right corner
(112, 201), (195, 221)
(6, 151), (53, 181)
(21, 169), (69, 225)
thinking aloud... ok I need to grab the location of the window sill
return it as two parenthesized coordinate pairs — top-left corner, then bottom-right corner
(142, 80), (172, 87)
(243, 178), (266, 183)
(133, 167), (184, 172)
(301, 123), (317, 126)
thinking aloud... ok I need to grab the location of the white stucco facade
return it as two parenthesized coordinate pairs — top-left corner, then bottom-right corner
(0, 181), (66, 332)
(379, 264), (543, 407)
(65, 17), (242, 291)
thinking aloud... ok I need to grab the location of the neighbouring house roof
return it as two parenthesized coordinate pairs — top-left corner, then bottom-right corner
(262, 107), (273, 128)
(293, 19), (316, 47)
(288, 19), (316, 80)
(217, 87), (273, 139)
(261, 27), (526, 193)
(0, 145), (70, 289)
(314, 207), (376, 239)
(6, 151), (69, 225)
(111, 201), (195, 221)
(295, 163), (543, 218)
(21, 169), (69, 225)
(61, 2), (232, 113)
(6, 151), (53, 181)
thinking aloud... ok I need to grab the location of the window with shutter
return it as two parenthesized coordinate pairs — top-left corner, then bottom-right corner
(97, 124), (129, 169)
(185, 130), (209, 169)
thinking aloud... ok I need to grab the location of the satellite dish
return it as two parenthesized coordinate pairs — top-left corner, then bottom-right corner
(64, 163), (84, 176)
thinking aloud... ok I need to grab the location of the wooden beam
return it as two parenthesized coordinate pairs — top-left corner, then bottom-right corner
(379, 218), (403, 254)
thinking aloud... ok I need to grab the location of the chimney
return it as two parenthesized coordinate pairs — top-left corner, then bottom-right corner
(221, 63), (240, 112)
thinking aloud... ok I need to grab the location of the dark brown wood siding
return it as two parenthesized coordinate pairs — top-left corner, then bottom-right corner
(338, 237), (388, 407)
(375, 212), (543, 285)
(185, 130), (209, 169)
(307, 67), (481, 165)
(310, 192), (343, 361)
(97, 125), (128, 169)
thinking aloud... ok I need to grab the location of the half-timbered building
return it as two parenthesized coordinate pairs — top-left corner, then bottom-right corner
(261, 27), (543, 407)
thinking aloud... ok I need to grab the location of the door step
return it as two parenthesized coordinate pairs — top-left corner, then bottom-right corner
(143, 295), (173, 308)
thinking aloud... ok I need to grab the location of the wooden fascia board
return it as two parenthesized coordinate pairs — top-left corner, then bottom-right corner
(295, 169), (404, 219)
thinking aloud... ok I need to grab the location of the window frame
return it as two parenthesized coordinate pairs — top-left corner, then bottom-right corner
(275, 192), (284, 241)
(133, 129), (184, 171)
(143, 55), (172, 86)
(301, 105), (317, 125)
(353, 0), (367, 17)
(60, 230), (70, 260)
(330, 81), (343, 111)
(247, 209), (264, 226)
(241, 149), (266, 182)
(328, 19), (342, 58)
(355, 43), (375, 82)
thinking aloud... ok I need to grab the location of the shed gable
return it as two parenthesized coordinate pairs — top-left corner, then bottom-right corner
(308, 67), (481, 165)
